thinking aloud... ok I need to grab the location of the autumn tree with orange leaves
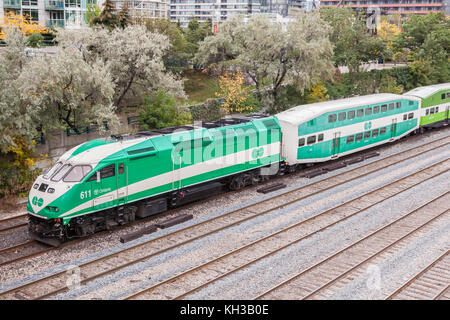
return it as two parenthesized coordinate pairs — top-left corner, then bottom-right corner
(0, 12), (48, 40)
(215, 70), (254, 114)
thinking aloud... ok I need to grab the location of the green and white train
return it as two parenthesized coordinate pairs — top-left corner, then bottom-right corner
(27, 83), (450, 244)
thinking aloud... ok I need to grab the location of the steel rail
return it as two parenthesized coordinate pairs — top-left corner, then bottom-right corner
(254, 192), (449, 300)
(126, 163), (449, 300)
(1, 133), (448, 300)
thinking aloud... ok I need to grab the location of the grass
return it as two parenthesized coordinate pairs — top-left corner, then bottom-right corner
(180, 69), (220, 105)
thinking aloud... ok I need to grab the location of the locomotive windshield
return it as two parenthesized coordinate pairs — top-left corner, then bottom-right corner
(51, 164), (72, 182)
(43, 162), (62, 180)
(63, 165), (92, 182)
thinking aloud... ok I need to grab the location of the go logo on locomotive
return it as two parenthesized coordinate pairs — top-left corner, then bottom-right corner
(32, 196), (44, 207)
(251, 147), (265, 159)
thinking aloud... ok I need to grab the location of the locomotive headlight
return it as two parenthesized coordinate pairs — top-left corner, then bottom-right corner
(46, 206), (59, 212)
(47, 188), (55, 194)
(33, 183), (39, 189)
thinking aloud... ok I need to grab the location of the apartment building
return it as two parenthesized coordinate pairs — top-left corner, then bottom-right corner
(168, 0), (261, 27)
(319, 0), (450, 15)
(107, 1), (168, 19)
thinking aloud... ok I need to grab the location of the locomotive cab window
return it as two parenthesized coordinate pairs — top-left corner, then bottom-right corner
(298, 138), (305, 147)
(87, 164), (115, 182)
(307, 136), (316, 145)
(119, 163), (125, 174)
(328, 114), (337, 123)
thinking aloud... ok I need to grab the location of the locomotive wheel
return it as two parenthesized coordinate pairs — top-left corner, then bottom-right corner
(229, 173), (252, 191)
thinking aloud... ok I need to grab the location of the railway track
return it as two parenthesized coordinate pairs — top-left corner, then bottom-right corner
(0, 132), (448, 300)
(123, 161), (449, 300)
(0, 133), (449, 267)
(0, 214), (28, 235)
(386, 250), (450, 300)
(254, 193), (449, 300)
(0, 241), (52, 267)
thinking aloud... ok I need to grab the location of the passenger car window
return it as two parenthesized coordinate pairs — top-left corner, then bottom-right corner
(357, 109), (364, 117)
(373, 106), (380, 114)
(307, 136), (316, 145)
(442, 93), (446, 100)
(381, 105), (387, 112)
(403, 114), (408, 120)
(355, 133), (363, 141)
(372, 129), (379, 137)
(426, 109), (430, 115)
(348, 110), (355, 119)
(347, 135), (354, 143)
(389, 103), (394, 110)
(408, 113), (414, 119)
(339, 112), (346, 121)
(430, 108), (435, 115)
(365, 107), (372, 116)
(380, 127), (386, 134)
(328, 114), (337, 123)
(298, 138), (305, 147)
(318, 134), (324, 142)
(396, 102), (401, 109)
(364, 131), (371, 139)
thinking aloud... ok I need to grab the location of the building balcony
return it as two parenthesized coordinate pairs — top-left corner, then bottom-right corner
(46, 19), (65, 28)
(3, 0), (21, 9)
(45, 0), (64, 10)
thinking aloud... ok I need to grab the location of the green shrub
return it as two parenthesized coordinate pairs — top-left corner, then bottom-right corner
(26, 33), (44, 48)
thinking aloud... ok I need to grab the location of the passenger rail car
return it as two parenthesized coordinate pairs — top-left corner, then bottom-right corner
(404, 83), (450, 129)
(277, 94), (421, 166)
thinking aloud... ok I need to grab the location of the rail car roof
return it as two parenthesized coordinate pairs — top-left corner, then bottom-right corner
(58, 114), (275, 164)
(404, 83), (450, 99)
(276, 93), (408, 125)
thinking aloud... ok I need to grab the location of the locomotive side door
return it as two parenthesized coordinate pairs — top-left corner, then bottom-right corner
(331, 132), (341, 158)
(116, 161), (128, 206)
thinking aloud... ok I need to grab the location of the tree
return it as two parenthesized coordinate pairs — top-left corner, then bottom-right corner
(18, 47), (117, 132)
(320, 7), (386, 78)
(145, 19), (190, 73)
(118, 2), (132, 28)
(139, 89), (191, 130)
(56, 25), (185, 109)
(215, 70), (254, 114)
(306, 82), (329, 103)
(91, 0), (119, 30)
(0, 30), (37, 153)
(0, 12), (48, 40)
(84, 3), (102, 27)
(378, 20), (400, 46)
(195, 13), (334, 113)
(378, 74), (402, 94)
(184, 18), (213, 57)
